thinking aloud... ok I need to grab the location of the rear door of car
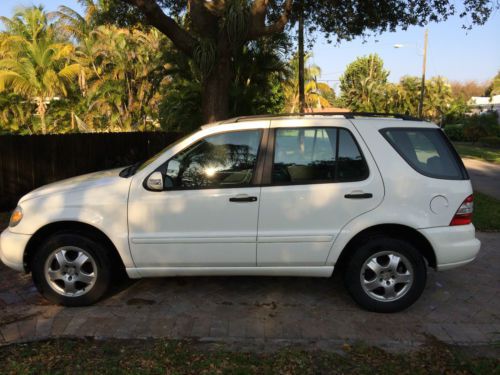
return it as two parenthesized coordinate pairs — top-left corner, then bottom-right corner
(256, 118), (384, 266)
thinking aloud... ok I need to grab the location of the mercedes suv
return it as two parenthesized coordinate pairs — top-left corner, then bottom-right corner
(0, 114), (480, 312)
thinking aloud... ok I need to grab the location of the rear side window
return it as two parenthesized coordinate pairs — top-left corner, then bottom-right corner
(380, 128), (468, 180)
(272, 127), (369, 184)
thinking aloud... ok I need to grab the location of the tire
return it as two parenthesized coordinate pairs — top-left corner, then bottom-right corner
(344, 236), (427, 313)
(31, 232), (111, 307)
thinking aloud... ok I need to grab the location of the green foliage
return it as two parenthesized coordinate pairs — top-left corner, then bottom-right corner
(0, 92), (35, 134)
(192, 39), (216, 79)
(339, 54), (389, 112)
(443, 124), (464, 141)
(478, 136), (500, 148)
(230, 37), (290, 115)
(474, 191), (500, 231)
(443, 97), (469, 125)
(462, 113), (500, 142)
(0, 338), (499, 374)
(485, 70), (500, 96)
(283, 52), (336, 112)
(453, 142), (500, 164)
(224, 0), (249, 50)
(0, 6), (80, 134)
(160, 35), (290, 131)
(159, 80), (202, 133)
(463, 123), (490, 142)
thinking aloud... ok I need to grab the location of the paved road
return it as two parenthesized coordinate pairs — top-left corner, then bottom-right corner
(463, 158), (500, 200)
(0, 232), (498, 349)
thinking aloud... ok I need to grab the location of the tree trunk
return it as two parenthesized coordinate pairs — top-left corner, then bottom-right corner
(37, 99), (47, 135)
(201, 43), (231, 124)
(298, 0), (305, 114)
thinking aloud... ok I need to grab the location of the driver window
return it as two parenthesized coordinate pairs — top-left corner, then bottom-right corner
(164, 130), (262, 189)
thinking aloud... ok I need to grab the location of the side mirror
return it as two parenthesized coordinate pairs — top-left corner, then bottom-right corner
(146, 172), (164, 191)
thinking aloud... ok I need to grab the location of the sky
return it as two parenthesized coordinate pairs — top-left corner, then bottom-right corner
(1, 0), (499, 91)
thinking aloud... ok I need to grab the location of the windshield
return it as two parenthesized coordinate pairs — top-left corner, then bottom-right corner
(119, 133), (193, 178)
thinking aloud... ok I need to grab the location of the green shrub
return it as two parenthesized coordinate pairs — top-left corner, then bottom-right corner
(478, 136), (500, 148)
(463, 122), (490, 142)
(443, 124), (464, 141)
(462, 112), (500, 142)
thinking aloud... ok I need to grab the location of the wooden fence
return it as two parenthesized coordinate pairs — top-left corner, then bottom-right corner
(0, 132), (182, 211)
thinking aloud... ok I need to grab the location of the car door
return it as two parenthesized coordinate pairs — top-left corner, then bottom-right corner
(128, 128), (264, 269)
(257, 118), (384, 266)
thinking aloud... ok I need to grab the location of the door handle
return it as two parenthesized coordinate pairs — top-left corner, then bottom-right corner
(344, 193), (373, 199)
(229, 196), (258, 203)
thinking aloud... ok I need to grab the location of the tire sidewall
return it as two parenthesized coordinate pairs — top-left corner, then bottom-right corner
(344, 237), (427, 313)
(31, 233), (111, 307)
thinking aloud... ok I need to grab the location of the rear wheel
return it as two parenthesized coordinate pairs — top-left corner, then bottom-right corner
(31, 233), (111, 306)
(344, 237), (427, 313)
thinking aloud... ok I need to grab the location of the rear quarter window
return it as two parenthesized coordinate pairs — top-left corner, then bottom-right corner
(380, 128), (469, 180)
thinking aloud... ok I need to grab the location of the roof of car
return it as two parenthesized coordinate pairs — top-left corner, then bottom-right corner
(201, 112), (428, 129)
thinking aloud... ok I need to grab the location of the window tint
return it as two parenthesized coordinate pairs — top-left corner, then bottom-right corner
(272, 127), (368, 184)
(164, 130), (261, 189)
(381, 128), (468, 180)
(338, 129), (369, 181)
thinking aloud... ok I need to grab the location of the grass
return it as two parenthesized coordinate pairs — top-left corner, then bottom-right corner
(473, 191), (500, 232)
(453, 142), (500, 165)
(0, 338), (498, 374)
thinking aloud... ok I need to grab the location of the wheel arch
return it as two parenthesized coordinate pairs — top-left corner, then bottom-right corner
(23, 221), (126, 274)
(333, 224), (437, 274)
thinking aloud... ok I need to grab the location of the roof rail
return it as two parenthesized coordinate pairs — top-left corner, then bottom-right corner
(221, 112), (422, 123)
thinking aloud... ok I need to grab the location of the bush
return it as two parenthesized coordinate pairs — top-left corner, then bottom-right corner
(443, 124), (464, 141)
(462, 112), (500, 142)
(478, 136), (500, 148)
(463, 122), (490, 142)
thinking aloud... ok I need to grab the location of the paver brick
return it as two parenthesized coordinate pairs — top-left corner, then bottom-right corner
(0, 232), (498, 347)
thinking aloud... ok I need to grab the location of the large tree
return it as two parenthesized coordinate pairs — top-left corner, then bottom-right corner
(106, 0), (497, 123)
(339, 54), (389, 112)
(0, 6), (80, 134)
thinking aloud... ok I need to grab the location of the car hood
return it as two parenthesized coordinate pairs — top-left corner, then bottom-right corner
(19, 167), (127, 203)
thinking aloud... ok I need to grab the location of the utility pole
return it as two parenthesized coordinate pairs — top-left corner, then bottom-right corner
(298, 0), (305, 114)
(418, 29), (428, 118)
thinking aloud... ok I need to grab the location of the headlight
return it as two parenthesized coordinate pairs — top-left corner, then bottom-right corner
(9, 206), (23, 227)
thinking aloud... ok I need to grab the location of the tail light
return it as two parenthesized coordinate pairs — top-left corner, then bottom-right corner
(450, 195), (474, 226)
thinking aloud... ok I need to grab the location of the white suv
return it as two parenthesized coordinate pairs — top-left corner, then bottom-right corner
(0, 114), (480, 312)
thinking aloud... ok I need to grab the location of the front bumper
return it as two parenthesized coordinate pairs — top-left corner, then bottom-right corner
(0, 228), (31, 272)
(419, 224), (481, 271)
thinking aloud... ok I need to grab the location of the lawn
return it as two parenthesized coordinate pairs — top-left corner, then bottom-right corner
(474, 192), (500, 232)
(0, 338), (498, 374)
(453, 142), (500, 165)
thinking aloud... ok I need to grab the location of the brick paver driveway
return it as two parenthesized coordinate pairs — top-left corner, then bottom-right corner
(0, 232), (499, 349)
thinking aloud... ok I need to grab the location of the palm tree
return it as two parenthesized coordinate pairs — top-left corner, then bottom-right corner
(425, 76), (452, 124)
(85, 25), (167, 131)
(284, 53), (335, 113)
(0, 7), (80, 134)
(0, 93), (34, 134)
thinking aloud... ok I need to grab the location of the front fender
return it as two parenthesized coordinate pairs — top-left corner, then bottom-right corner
(11, 196), (134, 269)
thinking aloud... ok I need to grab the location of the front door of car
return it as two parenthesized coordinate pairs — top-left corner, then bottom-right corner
(128, 129), (264, 269)
(257, 119), (384, 266)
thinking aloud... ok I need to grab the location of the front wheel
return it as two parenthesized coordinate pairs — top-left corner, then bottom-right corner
(31, 233), (111, 306)
(344, 237), (427, 313)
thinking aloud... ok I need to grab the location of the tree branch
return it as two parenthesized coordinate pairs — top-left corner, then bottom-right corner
(188, 0), (218, 37)
(121, 0), (196, 56)
(247, 0), (294, 40)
